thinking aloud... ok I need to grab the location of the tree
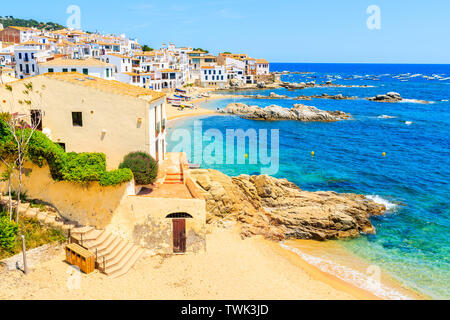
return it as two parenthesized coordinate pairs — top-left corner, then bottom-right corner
(193, 48), (209, 53)
(0, 82), (44, 223)
(142, 45), (153, 52)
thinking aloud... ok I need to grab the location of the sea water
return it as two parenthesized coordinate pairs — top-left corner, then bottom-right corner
(167, 63), (450, 299)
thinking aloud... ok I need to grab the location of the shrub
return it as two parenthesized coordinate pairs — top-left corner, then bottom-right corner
(0, 216), (18, 251)
(119, 152), (158, 185)
(99, 169), (134, 187)
(61, 152), (106, 182)
(0, 119), (133, 187)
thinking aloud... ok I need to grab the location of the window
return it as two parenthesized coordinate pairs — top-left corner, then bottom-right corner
(62, 68), (68, 73)
(19, 64), (23, 72)
(18, 53), (22, 59)
(71, 68), (77, 72)
(72, 112), (83, 127)
(48, 68), (54, 73)
(30, 110), (42, 131)
(82, 68), (88, 75)
(106, 69), (110, 78)
(57, 143), (66, 151)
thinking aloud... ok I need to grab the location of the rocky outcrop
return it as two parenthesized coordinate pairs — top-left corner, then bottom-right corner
(190, 169), (386, 241)
(219, 102), (351, 122)
(368, 92), (402, 102)
(295, 93), (358, 101)
(280, 82), (371, 90)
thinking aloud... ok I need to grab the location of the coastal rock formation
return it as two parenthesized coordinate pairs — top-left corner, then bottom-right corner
(368, 92), (403, 102)
(280, 82), (371, 90)
(219, 102), (351, 122)
(295, 93), (358, 101)
(190, 169), (386, 241)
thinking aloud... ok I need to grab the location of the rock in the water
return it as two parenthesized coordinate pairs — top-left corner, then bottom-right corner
(189, 170), (386, 241)
(219, 102), (351, 122)
(368, 92), (403, 102)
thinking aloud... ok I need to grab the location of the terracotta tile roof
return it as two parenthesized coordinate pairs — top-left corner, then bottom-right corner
(256, 59), (269, 64)
(38, 57), (114, 67)
(108, 53), (132, 59)
(159, 68), (180, 73)
(42, 72), (166, 101)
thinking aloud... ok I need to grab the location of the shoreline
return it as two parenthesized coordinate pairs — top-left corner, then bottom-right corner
(165, 91), (430, 300)
(0, 226), (395, 300)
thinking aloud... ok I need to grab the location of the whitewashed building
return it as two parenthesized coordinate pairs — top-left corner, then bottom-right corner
(200, 65), (227, 87)
(38, 58), (116, 80)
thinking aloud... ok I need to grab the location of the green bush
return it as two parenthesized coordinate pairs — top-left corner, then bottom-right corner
(99, 169), (134, 187)
(0, 216), (18, 251)
(0, 119), (132, 187)
(61, 152), (106, 182)
(119, 152), (158, 185)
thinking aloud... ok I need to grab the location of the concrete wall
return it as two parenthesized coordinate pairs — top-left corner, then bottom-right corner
(0, 162), (207, 254)
(0, 163), (134, 228)
(0, 75), (166, 169)
(107, 196), (206, 254)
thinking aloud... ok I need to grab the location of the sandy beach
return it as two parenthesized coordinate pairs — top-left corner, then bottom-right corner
(165, 87), (237, 121)
(0, 226), (380, 300)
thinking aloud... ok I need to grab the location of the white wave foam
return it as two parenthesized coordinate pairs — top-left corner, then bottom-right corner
(399, 99), (433, 104)
(366, 195), (398, 211)
(280, 243), (413, 300)
(405, 121), (413, 126)
(378, 115), (397, 119)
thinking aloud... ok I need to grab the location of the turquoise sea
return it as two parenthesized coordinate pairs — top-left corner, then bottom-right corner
(168, 63), (450, 299)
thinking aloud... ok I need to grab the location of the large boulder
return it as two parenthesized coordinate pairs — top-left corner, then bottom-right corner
(190, 169), (386, 241)
(368, 92), (403, 102)
(220, 102), (351, 122)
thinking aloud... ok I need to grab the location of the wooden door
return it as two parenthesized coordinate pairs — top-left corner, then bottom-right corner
(173, 219), (186, 253)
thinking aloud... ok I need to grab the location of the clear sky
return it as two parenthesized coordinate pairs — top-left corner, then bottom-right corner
(2, 0), (449, 63)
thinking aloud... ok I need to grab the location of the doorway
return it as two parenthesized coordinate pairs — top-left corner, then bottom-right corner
(166, 213), (193, 253)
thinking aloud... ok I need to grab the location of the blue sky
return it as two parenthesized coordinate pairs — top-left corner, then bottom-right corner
(2, 0), (449, 63)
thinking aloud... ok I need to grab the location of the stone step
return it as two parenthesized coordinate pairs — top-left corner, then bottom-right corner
(52, 220), (65, 229)
(36, 212), (48, 223)
(62, 222), (77, 232)
(103, 244), (138, 272)
(83, 230), (112, 250)
(97, 239), (128, 265)
(71, 226), (95, 235)
(71, 228), (102, 242)
(18, 202), (31, 215)
(93, 234), (120, 254)
(108, 248), (145, 278)
(44, 215), (57, 225)
(96, 236), (123, 258)
(24, 207), (40, 219)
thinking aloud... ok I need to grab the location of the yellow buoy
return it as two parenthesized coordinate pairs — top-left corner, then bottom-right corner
(382, 152), (386, 157)
(311, 151), (315, 157)
(245, 154), (248, 159)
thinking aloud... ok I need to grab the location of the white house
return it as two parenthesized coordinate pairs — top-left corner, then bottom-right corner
(14, 43), (51, 79)
(200, 65), (227, 87)
(38, 58), (116, 80)
(256, 59), (270, 75)
(101, 53), (133, 82)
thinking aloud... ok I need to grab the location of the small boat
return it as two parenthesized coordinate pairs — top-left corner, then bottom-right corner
(179, 104), (194, 109)
(175, 88), (187, 94)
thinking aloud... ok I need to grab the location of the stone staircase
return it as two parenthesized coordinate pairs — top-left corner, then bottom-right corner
(70, 227), (145, 278)
(0, 196), (145, 278)
(0, 196), (78, 233)
(164, 164), (184, 185)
